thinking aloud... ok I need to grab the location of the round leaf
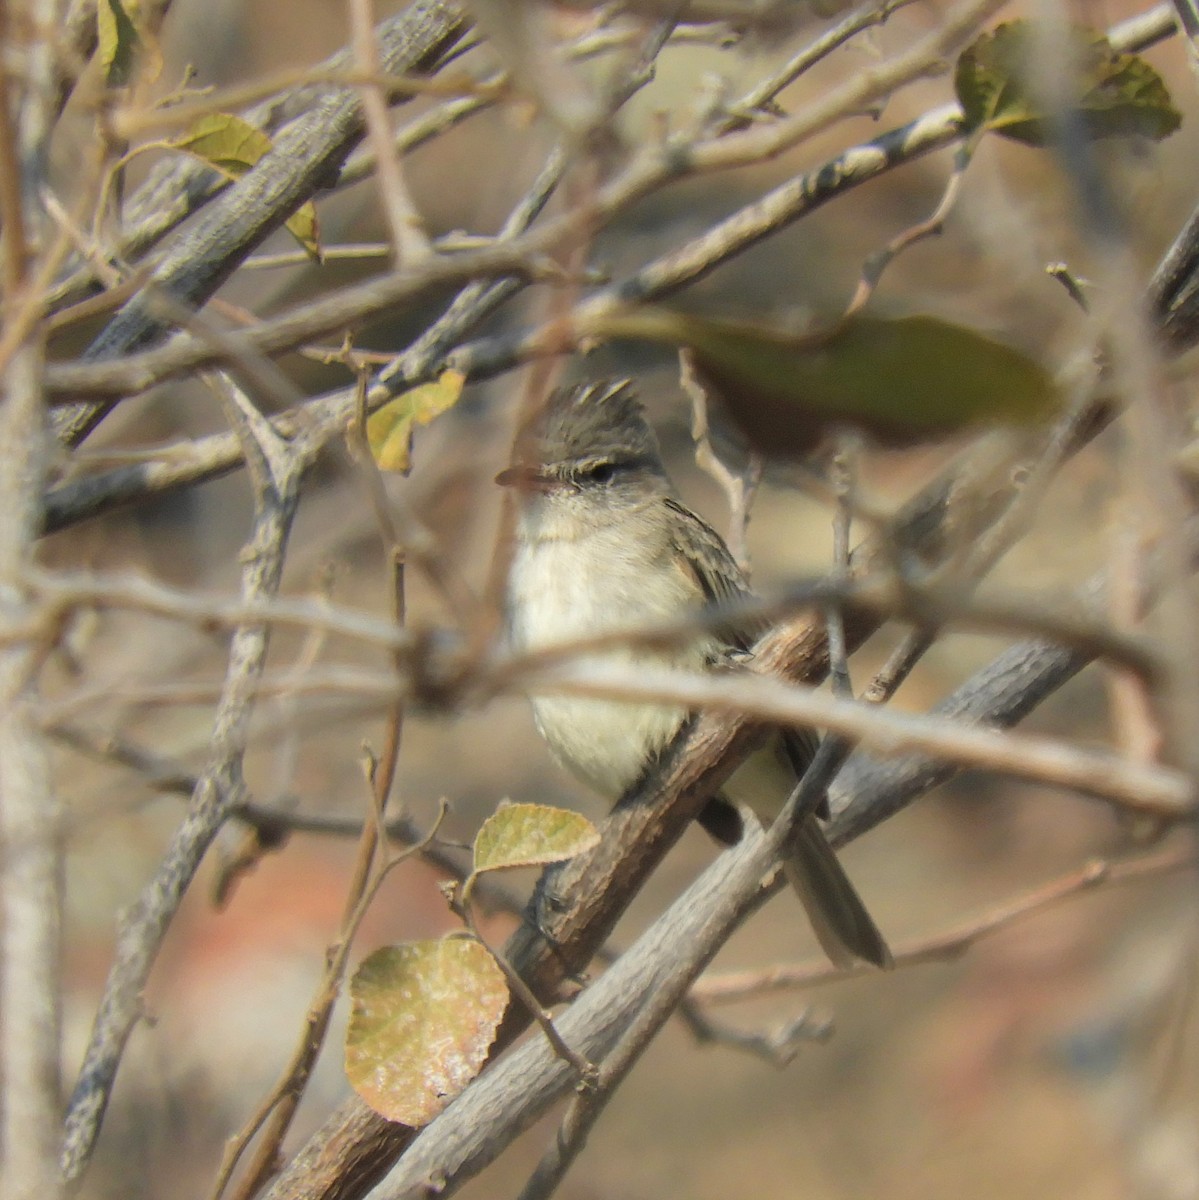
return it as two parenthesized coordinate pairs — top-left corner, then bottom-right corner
(955, 21), (1181, 146)
(473, 803), (600, 874)
(592, 306), (1058, 457)
(345, 939), (507, 1127)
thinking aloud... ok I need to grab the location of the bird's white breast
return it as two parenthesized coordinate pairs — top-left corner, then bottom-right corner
(507, 510), (715, 797)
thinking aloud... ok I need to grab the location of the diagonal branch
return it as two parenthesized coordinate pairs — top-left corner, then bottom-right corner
(60, 378), (317, 1182)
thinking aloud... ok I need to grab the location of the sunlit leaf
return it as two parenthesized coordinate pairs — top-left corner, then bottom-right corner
(473, 803), (600, 874)
(97, 0), (141, 88)
(955, 20), (1181, 146)
(345, 939), (507, 1127)
(591, 306), (1058, 456)
(173, 113), (322, 258)
(366, 370), (465, 473)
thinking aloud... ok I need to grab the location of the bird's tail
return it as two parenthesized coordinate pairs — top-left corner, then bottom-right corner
(783, 814), (892, 969)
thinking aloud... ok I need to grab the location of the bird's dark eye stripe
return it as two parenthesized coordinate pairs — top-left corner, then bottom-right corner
(574, 459), (620, 483)
(573, 453), (657, 482)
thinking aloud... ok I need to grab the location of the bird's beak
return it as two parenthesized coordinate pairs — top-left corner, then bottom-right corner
(495, 464), (559, 492)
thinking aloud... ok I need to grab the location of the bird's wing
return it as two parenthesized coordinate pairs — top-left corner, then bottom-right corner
(663, 496), (821, 776)
(662, 496), (756, 651)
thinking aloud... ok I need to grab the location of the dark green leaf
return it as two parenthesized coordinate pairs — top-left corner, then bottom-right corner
(592, 306), (1058, 457)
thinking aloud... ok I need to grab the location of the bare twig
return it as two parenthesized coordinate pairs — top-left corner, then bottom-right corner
(47, 721), (531, 919)
(859, 628), (935, 704)
(843, 141), (973, 318)
(717, 0), (921, 133)
(680, 348), (759, 576)
(458, 878), (596, 1087)
(691, 844), (1198, 1003)
(349, 0), (433, 266)
(673, 1003), (833, 1067)
(60, 378), (317, 1181)
(526, 657), (1193, 819)
(1106, 523), (1165, 763)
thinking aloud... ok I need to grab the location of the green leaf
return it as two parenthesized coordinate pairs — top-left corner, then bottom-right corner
(366, 370), (465, 473)
(591, 306), (1058, 456)
(173, 113), (322, 259)
(97, 0), (141, 88)
(473, 803), (600, 874)
(345, 939), (507, 1126)
(955, 20), (1181, 146)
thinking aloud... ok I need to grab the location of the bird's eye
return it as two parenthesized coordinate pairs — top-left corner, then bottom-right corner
(582, 461), (617, 484)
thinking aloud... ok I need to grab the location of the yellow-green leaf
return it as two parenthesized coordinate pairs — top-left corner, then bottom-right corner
(473, 803), (599, 874)
(345, 939), (507, 1127)
(173, 113), (322, 259)
(955, 21), (1180, 146)
(591, 306), (1058, 456)
(285, 203), (321, 261)
(175, 111), (273, 173)
(366, 370), (465, 473)
(97, 0), (141, 88)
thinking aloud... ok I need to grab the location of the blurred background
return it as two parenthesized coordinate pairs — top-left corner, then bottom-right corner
(43, 1), (1199, 1197)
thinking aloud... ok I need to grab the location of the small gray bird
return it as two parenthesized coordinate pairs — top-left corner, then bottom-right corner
(497, 378), (890, 968)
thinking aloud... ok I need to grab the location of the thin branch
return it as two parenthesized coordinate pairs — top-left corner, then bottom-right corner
(673, 1004), (832, 1068)
(457, 882), (596, 1087)
(60, 378), (316, 1181)
(524, 655), (1192, 818)
(718, 0), (922, 132)
(47, 721), (531, 918)
(691, 843), (1197, 1003)
(349, 0), (433, 266)
(859, 628), (935, 704)
(680, 348), (759, 575)
(843, 140), (973, 318)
